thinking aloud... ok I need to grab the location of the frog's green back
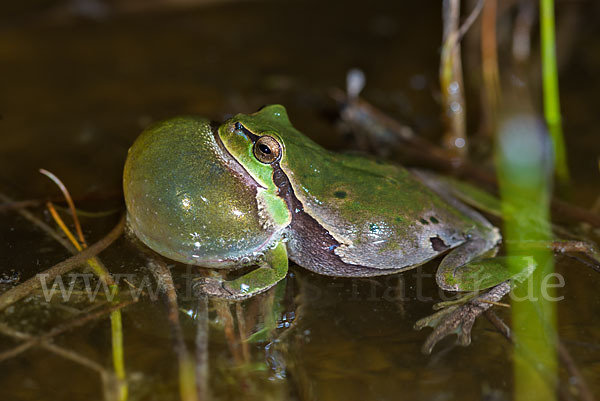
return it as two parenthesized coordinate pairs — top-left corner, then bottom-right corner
(283, 139), (477, 269)
(237, 105), (484, 270)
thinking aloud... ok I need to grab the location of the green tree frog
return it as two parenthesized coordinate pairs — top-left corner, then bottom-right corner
(123, 105), (538, 348)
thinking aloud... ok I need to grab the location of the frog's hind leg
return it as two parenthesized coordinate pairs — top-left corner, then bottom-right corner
(194, 241), (289, 301)
(416, 239), (536, 354)
(436, 238), (536, 293)
(419, 236), (600, 353)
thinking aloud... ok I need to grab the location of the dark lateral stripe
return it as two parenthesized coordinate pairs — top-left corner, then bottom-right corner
(235, 122), (260, 143)
(271, 162), (398, 277)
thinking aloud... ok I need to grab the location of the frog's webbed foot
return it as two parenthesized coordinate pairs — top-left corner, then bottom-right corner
(414, 282), (510, 354)
(193, 242), (289, 301)
(419, 250), (534, 354)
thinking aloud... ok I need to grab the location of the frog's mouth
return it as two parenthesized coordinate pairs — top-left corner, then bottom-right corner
(210, 121), (266, 191)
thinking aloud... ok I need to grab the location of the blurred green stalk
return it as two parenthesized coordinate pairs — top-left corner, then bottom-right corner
(497, 116), (557, 401)
(541, 0), (569, 184)
(179, 354), (199, 401)
(110, 289), (128, 401)
(89, 262), (128, 401)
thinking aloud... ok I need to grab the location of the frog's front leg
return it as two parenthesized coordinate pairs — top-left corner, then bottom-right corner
(415, 237), (536, 354)
(194, 242), (289, 301)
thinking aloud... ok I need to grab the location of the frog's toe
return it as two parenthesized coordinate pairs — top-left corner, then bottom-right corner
(415, 282), (511, 354)
(415, 301), (479, 354)
(193, 277), (235, 299)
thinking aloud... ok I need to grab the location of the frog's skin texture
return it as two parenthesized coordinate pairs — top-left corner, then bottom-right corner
(219, 105), (502, 277)
(124, 105), (521, 301)
(123, 105), (600, 352)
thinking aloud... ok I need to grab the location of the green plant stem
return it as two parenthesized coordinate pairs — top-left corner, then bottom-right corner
(497, 116), (557, 401)
(110, 287), (128, 401)
(541, 0), (569, 183)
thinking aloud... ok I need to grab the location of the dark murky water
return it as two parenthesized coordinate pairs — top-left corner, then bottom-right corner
(1, 1), (600, 400)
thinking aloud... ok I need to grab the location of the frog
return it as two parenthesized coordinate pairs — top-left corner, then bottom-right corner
(122, 104), (543, 350)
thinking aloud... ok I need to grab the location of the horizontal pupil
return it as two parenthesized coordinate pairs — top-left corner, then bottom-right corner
(259, 144), (271, 154)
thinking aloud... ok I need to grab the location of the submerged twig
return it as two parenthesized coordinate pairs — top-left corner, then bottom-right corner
(0, 322), (121, 401)
(440, 0), (467, 157)
(456, 0), (485, 42)
(147, 257), (198, 401)
(484, 309), (511, 339)
(480, 0), (500, 135)
(235, 303), (250, 361)
(0, 192), (76, 252)
(213, 300), (244, 363)
(0, 299), (134, 362)
(44, 199), (117, 287)
(333, 93), (600, 229)
(331, 88), (463, 167)
(40, 170), (113, 281)
(40, 170), (128, 401)
(512, 0), (536, 63)
(557, 342), (596, 401)
(0, 214), (125, 311)
(194, 295), (209, 401)
(0, 197), (121, 217)
(485, 311), (596, 401)
(0, 198), (44, 212)
(0, 323), (105, 377)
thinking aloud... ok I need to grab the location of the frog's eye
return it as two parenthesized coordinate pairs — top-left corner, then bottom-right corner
(253, 135), (282, 164)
